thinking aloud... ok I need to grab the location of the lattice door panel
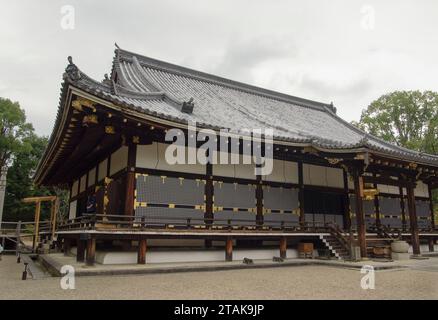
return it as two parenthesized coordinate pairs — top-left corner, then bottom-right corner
(379, 196), (403, 229)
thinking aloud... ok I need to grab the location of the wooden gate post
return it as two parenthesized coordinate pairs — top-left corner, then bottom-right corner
(225, 237), (233, 262)
(137, 238), (147, 264)
(86, 238), (96, 266)
(76, 239), (86, 262)
(280, 237), (287, 259)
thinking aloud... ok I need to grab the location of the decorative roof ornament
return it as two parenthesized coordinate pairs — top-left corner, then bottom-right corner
(359, 133), (369, 146)
(63, 56), (81, 82)
(102, 73), (112, 86)
(181, 97), (195, 114)
(330, 102), (337, 114)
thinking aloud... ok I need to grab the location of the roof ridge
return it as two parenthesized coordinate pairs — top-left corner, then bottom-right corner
(115, 48), (335, 113)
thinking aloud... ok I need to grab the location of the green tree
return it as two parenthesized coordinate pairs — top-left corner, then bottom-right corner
(3, 133), (52, 221)
(355, 90), (438, 154)
(0, 97), (68, 222)
(0, 98), (33, 168)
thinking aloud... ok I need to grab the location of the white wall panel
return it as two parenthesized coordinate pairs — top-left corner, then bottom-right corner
(110, 146), (128, 176)
(69, 200), (77, 219)
(71, 180), (79, 197)
(213, 151), (235, 177)
(304, 164), (327, 186)
(415, 181), (429, 197)
(235, 163), (256, 180)
(377, 184), (389, 194)
(136, 143), (158, 169)
(98, 158), (108, 181)
(284, 161), (299, 184)
(79, 174), (87, 193)
(386, 185), (400, 195)
(326, 167), (344, 188)
(87, 167), (96, 187)
(262, 159), (285, 183)
(155, 143), (205, 174)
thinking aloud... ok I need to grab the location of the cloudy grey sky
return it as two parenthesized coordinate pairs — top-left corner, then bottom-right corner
(1, 0), (437, 136)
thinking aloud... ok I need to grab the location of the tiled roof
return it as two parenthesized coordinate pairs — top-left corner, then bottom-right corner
(43, 48), (438, 172)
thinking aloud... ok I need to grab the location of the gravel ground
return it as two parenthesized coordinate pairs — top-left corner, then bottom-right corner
(0, 255), (437, 300)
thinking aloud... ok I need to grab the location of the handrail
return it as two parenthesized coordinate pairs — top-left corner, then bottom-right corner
(370, 223), (401, 241)
(325, 221), (352, 257)
(56, 213), (331, 233)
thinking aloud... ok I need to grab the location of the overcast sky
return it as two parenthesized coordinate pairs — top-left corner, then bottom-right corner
(1, 0), (438, 136)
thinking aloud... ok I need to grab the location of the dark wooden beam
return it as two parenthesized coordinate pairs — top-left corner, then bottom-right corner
(63, 238), (72, 256)
(86, 238), (96, 266)
(298, 161), (305, 227)
(205, 163), (213, 226)
(428, 238), (435, 252)
(343, 169), (351, 230)
(373, 174), (381, 227)
(256, 177), (263, 227)
(137, 239), (147, 264)
(124, 143), (137, 216)
(280, 237), (287, 259)
(399, 186), (407, 232)
(76, 239), (85, 262)
(352, 167), (367, 258)
(406, 181), (421, 255)
(428, 183), (435, 230)
(225, 237), (233, 262)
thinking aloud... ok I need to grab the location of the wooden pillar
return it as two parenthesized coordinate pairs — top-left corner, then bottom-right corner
(256, 179), (264, 227)
(32, 201), (41, 252)
(124, 172), (135, 215)
(124, 143), (137, 216)
(86, 238), (96, 266)
(428, 183), (435, 230)
(76, 239), (85, 262)
(63, 238), (72, 256)
(406, 180), (421, 255)
(51, 198), (59, 241)
(205, 239), (212, 248)
(352, 168), (367, 258)
(399, 186), (407, 232)
(205, 163), (214, 227)
(342, 169), (351, 230)
(225, 237), (233, 261)
(137, 239), (147, 264)
(373, 175), (381, 227)
(428, 238), (434, 252)
(298, 161), (305, 227)
(280, 237), (287, 259)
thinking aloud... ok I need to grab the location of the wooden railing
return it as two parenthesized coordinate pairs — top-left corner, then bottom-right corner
(56, 213), (331, 233)
(0, 221), (42, 253)
(369, 223), (401, 241)
(325, 221), (352, 257)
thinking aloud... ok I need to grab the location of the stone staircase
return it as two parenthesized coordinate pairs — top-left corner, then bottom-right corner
(319, 235), (350, 260)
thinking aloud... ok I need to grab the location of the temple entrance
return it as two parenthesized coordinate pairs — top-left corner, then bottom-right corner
(303, 189), (346, 228)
